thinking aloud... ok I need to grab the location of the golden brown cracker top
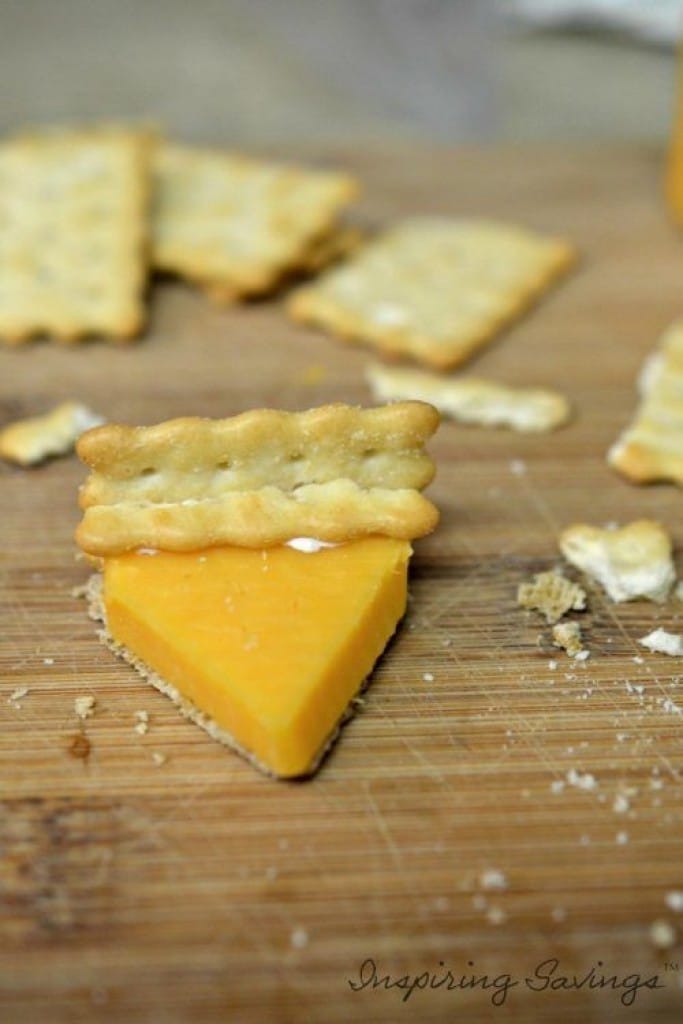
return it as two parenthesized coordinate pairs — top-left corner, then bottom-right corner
(76, 403), (440, 555)
(152, 143), (358, 294)
(0, 127), (152, 343)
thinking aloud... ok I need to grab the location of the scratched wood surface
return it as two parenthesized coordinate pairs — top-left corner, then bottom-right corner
(1, 144), (682, 1023)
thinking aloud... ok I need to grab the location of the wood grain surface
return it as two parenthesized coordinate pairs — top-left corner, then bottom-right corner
(1, 143), (682, 1023)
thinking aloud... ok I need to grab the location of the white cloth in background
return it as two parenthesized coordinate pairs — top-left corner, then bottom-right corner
(507, 0), (683, 47)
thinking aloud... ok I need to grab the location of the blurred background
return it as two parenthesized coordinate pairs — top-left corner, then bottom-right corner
(0, 0), (680, 147)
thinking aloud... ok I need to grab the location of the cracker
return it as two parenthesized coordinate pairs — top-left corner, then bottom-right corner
(288, 217), (575, 370)
(559, 520), (675, 604)
(608, 321), (683, 484)
(0, 127), (152, 343)
(517, 570), (586, 624)
(367, 363), (571, 432)
(201, 223), (366, 306)
(152, 143), (358, 296)
(0, 401), (103, 466)
(76, 402), (440, 555)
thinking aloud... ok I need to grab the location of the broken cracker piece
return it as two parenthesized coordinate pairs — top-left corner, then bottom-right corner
(0, 127), (152, 343)
(639, 628), (683, 657)
(152, 143), (358, 297)
(552, 621), (584, 658)
(288, 217), (575, 370)
(0, 401), (103, 466)
(559, 520), (675, 604)
(367, 364), (571, 433)
(609, 321), (683, 485)
(517, 569), (586, 624)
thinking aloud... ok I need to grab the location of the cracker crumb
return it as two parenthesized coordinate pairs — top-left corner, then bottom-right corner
(480, 869), (508, 891)
(615, 831), (629, 845)
(517, 570), (586, 625)
(552, 621), (584, 658)
(613, 794), (630, 814)
(8, 686), (29, 704)
(509, 458), (527, 476)
(550, 779), (565, 794)
(650, 919), (677, 949)
(74, 695), (95, 720)
(43, 657), (55, 666)
(422, 672), (434, 682)
(639, 628), (683, 657)
(486, 906), (507, 925)
(566, 768), (597, 791)
(290, 926), (309, 950)
(151, 752), (166, 766)
(548, 659), (558, 670)
(665, 891), (683, 912)
(134, 710), (149, 735)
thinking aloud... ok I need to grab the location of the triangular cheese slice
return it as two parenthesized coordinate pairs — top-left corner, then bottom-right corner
(97, 538), (411, 777)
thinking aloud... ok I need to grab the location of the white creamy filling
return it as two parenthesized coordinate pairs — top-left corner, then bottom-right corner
(284, 537), (340, 553)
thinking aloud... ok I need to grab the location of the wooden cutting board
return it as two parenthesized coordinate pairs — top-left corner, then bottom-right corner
(1, 143), (682, 1023)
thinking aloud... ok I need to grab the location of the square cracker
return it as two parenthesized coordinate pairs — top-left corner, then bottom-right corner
(152, 143), (358, 297)
(0, 127), (151, 344)
(288, 217), (575, 370)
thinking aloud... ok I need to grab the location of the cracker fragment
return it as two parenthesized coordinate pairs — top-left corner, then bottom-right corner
(367, 363), (571, 432)
(559, 520), (675, 604)
(288, 217), (575, 370)
(0, 401), (103, 466)
(0, 127), (152, 343)
(76, 403), (440, 555)
(552, 621), (584, 658)
(517, 570), (586, 624)
(609, 321), (683, 484)
(152, 143), (358, 296)
(639, 628), (683, 657)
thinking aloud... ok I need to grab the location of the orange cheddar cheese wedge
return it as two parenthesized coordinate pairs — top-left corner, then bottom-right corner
(76, 404), (440, 777)
(100, 538), (411, 777)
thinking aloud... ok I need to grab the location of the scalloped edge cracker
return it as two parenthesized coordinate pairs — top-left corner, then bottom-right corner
(76, 403), (440, 555)
(288, 217), (575, 370)
(367, 364), (571, 433)
(152, 144), (358, 297)
(0, 127), (152, 344)
(608, 320), (683, 484)
(0, 401), (104, 466)
(559, 520), (675, 604)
